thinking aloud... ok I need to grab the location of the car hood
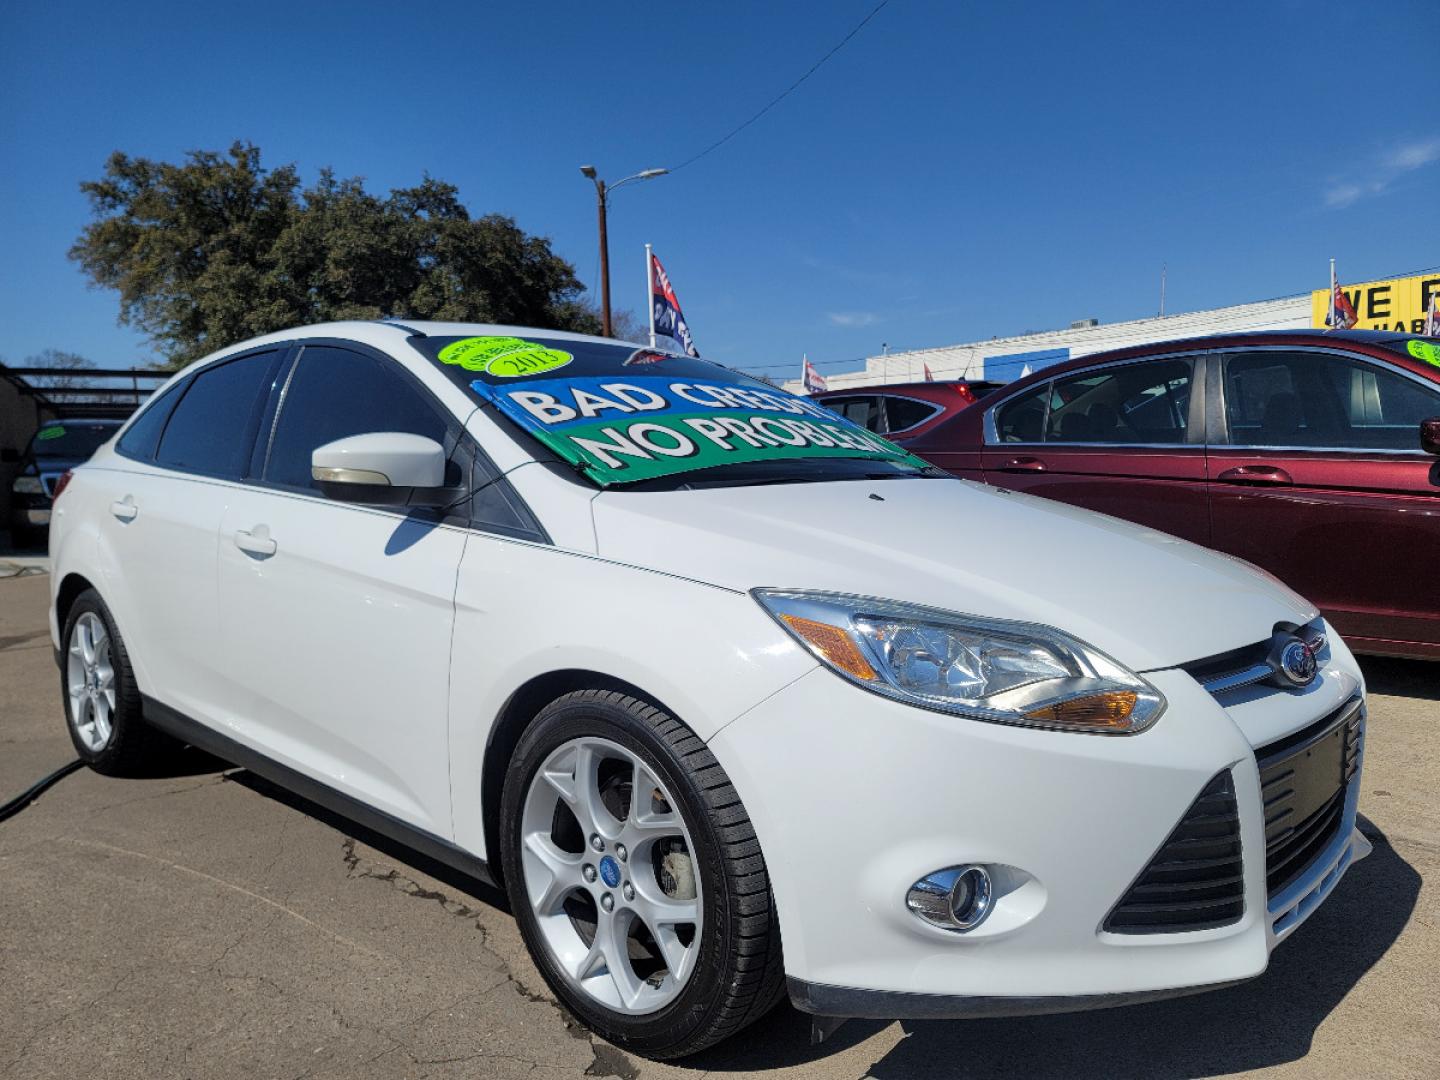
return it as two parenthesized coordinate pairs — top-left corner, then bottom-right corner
(591, 477), (1316, 672)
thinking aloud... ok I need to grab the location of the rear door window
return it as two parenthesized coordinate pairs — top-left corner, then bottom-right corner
(1046, 359), (1193, 444)
(994, 383), (1049, 443)
(826, 396), (883, 432)
(155, 351), (281, 478)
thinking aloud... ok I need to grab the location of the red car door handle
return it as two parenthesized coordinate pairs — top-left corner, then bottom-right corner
(1217, 465), (1293, 485)
(1000, 456), (1047, 473)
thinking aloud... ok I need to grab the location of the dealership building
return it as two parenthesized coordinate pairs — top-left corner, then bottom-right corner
(784, 270), (1438, 394)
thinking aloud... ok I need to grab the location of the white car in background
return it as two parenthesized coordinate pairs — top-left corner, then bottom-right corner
(48, 322), (1369, 1058)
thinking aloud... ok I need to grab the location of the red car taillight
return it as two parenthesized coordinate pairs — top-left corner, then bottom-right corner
(51, 469), (75, 501)
(953, 384), (977, 405)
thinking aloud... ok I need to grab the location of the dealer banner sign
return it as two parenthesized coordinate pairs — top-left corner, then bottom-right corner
(418, 334), (925, 486)
(1310, 272), (1440, 334)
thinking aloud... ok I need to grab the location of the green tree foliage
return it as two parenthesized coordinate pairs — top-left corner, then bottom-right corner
(70, 142), (600, 367)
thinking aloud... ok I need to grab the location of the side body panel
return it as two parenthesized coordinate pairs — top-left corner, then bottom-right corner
(445, 531), (817, 860)
(88, 463), (231, 716)
(215, 487), (467, 835)
(980, 445), (1211, 544)
(976, 354), (1211, 545)
(1206, 345), (1440, 656)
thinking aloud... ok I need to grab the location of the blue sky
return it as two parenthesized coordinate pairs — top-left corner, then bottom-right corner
(2, 1), (1436, 378)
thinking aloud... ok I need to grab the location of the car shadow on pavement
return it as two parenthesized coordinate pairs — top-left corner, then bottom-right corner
(1358, 656), (1439, 702)
(148, 744), (232, 778)
(682, 818), (1418, 1078)
(223, 768), (511, 913)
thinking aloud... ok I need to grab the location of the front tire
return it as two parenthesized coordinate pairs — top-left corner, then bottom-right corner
(499, 690), (785, 1059)
(61, 588), (176, 775)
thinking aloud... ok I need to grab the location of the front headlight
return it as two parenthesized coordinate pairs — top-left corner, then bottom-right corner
(11, 476), (43, 494)
(755, 590), (1165, 734)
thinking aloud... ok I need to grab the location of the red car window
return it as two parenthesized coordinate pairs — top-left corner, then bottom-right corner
(1046, 359), (1193, 444)
(1222, 351), (1440, 451)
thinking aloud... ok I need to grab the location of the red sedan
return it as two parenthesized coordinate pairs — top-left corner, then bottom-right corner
(814, 379), (1002, 440)
(905, 330), (1440, 660)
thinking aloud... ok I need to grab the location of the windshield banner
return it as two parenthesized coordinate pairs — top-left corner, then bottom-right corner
(426, 335), (920, 485)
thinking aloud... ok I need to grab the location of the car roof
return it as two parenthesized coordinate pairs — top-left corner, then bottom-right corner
(203, 320), (644, 359)
(996, 328), (1425, 384)
(817, 379), (994, 395)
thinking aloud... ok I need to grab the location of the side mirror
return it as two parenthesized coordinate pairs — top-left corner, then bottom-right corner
(0, 448), (17, 464)
(1422, 417), (1440, 456)
(311, 432), (453, 507)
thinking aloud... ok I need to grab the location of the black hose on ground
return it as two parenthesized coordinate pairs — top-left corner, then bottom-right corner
(0, 759), (83, 824)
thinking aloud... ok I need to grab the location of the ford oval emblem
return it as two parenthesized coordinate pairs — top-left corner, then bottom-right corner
(1277, 639), (1317, 687)
(599, 855), (621, 888)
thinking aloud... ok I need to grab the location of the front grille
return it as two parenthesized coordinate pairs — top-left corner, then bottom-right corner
(1258, 697), (1362, 897)
(1180, 620), (1329, 698)
(1181, 639), (1271, 688)
(1104, 771), (1245, 934)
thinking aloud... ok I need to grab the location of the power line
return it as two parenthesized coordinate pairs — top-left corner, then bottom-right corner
(669, 0), (895, 173)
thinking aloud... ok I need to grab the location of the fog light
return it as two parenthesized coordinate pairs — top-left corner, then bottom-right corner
(906, 865), (993, 932)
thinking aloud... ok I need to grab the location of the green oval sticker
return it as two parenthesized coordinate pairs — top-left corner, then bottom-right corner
(36, 425), (66, 441)
(437, 336), (573, 378)
(1407, 339), (1440, 368)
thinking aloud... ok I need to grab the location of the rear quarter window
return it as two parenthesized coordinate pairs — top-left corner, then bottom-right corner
(883, 396), (940, 432)
(116, 381), (187, 462)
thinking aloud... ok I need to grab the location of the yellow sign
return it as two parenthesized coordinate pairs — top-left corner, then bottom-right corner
(1311, 271), (1440, 333)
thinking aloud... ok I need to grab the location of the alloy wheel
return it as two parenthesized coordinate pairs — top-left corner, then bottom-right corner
(67, 612), (116, 751)
(519, 736), (703, 1015)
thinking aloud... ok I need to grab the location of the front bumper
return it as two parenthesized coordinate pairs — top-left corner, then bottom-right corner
(708, 634), (1367, 1017)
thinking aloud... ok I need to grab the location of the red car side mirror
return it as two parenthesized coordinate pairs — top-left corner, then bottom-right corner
(1421, 417), (1440, 456)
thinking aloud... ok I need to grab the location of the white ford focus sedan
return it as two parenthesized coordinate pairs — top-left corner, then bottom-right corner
(48, 322), (1369, 1058)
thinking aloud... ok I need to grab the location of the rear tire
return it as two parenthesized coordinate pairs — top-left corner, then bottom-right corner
(499, 689), (785, 1059)
(60, 588), (178, 776)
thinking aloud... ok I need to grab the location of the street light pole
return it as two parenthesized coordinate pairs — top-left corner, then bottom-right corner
(579, 165), (668, 338)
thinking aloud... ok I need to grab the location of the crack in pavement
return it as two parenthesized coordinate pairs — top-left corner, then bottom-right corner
(4, 964), (147, 1073)
(339, 836), (643, 1079)
(80, 773), (230, 818)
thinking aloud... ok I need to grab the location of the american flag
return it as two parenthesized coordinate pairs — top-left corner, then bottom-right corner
(802, 355), (827, 394)
(1326, 263), (1358, 330)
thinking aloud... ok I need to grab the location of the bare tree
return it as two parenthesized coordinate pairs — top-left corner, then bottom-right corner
(573, 300), (647, 344)
(23, 349), (96, 392)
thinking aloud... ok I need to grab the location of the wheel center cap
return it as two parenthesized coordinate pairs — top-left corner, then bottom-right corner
(598, 856), (621, 889)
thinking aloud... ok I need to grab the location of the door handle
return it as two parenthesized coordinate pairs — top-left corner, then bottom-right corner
(1217, 465), (1293, 485)
(234, 526), (277, 558)
(1000, 456), (1047, 473)
(110, 497), (138, 522)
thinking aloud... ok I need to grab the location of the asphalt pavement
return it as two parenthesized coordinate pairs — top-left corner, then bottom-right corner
(1, 572), (1436, 1079)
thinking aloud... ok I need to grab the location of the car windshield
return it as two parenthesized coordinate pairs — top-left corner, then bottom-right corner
(27, 422), (118, 461)
(1378, 336), (1440, 372)
(413, 334), (933, 488)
